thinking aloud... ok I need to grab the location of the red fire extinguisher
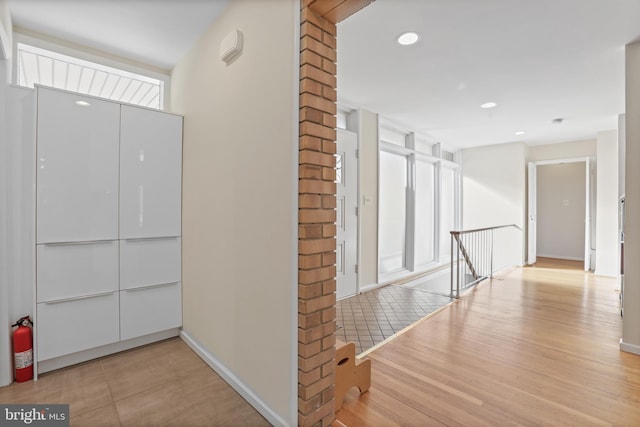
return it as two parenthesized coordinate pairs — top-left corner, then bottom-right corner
(11, 316), (33, 383)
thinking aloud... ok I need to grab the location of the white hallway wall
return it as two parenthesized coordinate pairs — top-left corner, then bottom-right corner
(595, 130), (619, 277)
(622, 41), (640, 354)
(170, 0), (297, 424)
(462, 142), (527, 266)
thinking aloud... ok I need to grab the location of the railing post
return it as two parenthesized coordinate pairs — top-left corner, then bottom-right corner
(456, 236), (460, 298)
(490, 229), (494, 278)
(450, 233), (454, 298)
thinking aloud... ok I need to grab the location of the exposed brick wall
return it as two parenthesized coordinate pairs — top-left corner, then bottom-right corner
(298, 3), (338, 427)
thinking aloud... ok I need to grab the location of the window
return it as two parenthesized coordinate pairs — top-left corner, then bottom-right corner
(379, 150), (408, 274)
(16, 43), (164, 109)
(415, 158), (436, 266)
(378, 126), (460, 281)
(440, 166), (456, 259)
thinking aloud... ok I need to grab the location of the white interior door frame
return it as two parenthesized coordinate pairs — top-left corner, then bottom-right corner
(528, 157), (592, 270)
(527, 162), (537, 265)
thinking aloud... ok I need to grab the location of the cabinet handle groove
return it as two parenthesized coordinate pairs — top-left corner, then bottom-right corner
(42, 240), (116, 246)
(123, 282), (179, 292)
(44, 291), (115, 305)
(123, 236), (180, 243)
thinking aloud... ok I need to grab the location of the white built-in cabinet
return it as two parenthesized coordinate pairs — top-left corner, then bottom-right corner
(35, 87), (182, 368)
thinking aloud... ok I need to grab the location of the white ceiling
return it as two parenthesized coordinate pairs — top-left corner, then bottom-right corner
(338, 0), (640, 150)
(8, 0), (229, 71)
(8, 0), (640, 150)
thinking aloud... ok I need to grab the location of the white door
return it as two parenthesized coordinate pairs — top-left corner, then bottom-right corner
(336, 129), (358, 299)
(527, 162), (537, 265)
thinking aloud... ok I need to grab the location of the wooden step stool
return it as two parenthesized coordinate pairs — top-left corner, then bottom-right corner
(335, 339), (371, 410)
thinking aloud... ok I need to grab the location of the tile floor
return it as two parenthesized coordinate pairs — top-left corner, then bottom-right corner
(336, 285), (453, 354)
(0, 338), (269, 427)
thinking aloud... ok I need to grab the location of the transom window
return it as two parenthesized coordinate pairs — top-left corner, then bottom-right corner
(16, 43), (164, 110)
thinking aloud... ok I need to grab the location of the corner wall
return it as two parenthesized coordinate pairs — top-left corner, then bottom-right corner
(622, 41), (640, 355)
(0, 58), (11, 388)
(0, 0), (12, 387)
(595, 130), (619, 277)
(170, 0), (298, 424)
(462, 142), (526, 265)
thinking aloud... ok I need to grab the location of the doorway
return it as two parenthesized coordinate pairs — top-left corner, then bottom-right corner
(527, 157), (593, 270)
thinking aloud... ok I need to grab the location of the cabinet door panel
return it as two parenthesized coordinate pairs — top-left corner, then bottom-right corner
(37, 292), (119, 361)
(120, 106), (182, 239)
(120, 283), (182, 340)
(37, 241), (119, 302)
(120, 238), (181, 290)
(36, 88), (120, 243)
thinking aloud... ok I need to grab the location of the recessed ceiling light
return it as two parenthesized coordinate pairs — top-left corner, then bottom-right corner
(397, 32), (420, 46)
(75, 100), (91, 107)
(480, 102), (497, 109)
(515, 131), (526, 135)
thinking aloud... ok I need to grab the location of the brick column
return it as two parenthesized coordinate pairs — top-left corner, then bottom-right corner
(298, 4), (338, 427)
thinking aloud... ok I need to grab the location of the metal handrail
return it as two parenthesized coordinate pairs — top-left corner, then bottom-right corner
(450, 224), (522, 236)
(450, 224), (521, 298)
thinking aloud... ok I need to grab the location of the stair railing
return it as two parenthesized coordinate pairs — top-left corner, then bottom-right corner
(450, 224), (522, 298)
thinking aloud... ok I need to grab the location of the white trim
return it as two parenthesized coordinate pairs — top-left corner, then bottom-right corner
(380, 139), (412, 156)
(378, 117), (440, 148)
(529, 157), (593, 270)
(536, 254), (584, 261)
(593, 270), (617, 278)
(359, 281), (387, 293)
(290, 1), (301, 425)
(533, 156), (590, 166)
(0, 19), (9, 60)
(180, 330), (288, 427)
(620, 338), (640, 355)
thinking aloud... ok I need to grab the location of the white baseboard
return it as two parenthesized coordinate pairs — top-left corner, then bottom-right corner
(358, 282), (386, 293)
(179, 330), (289, 427)
(536, 254), (584, 261)
(593, 270), (618, 278)
(37, 329), (180, 374)
(620, 339), (640, 356)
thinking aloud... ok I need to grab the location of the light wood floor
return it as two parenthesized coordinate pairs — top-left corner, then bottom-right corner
(0, 337), (269, 426)
(337, 258), (640, 426)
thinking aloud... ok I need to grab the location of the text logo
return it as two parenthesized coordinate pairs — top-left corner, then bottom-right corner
(0, 405), (68, 426)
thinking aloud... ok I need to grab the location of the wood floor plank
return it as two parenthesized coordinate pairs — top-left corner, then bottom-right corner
(337, 260), (640, 425)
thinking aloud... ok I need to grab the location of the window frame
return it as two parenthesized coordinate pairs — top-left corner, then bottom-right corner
(12, 32), (170, 110)
(378, 124), (461, 283)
